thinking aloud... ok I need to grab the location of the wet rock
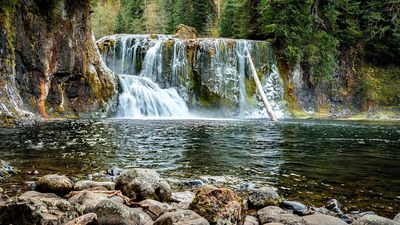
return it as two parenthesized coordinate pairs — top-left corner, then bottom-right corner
(257, 206), (307, 225)
(183, 179), (205, 187)
(347, 211), (377, 222)
(325, 199), (343, 215)
(116, 168), (172, 202)
(93, 199), (153, 225)
(281, 200), (310, 216)
(248, 186), (280, 208)
(74, 180), (115, 191)
(139, 199), (170, 220)
(394, 213), (400, 222)
(174, 24), (198, 39)
(0, 160), (16, 178)
(244, 215), (259, 225)
(171, 191), (195, 210)
(189, 185), (245, 225)
(154, 210), (209, 225)
(0, 191), (78, 225)
(68, 191), (125, 214)
(303, 214), (347, 225)
(352, 215), (400, 225)
(35, 174), (74, 195)
(65, 213), (98, 225)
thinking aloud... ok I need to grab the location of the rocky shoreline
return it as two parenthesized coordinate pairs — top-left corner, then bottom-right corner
(0, 161), (399, 225)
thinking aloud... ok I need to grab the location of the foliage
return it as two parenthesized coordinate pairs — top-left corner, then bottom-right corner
(91, 0), (121, 39)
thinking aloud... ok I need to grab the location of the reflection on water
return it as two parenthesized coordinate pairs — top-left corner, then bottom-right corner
(0, 119), (399, 217)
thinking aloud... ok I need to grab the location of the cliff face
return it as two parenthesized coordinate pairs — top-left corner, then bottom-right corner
(0, 0), (117, 126)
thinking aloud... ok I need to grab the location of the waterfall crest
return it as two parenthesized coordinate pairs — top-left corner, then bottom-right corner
(98, 34), (288, 118)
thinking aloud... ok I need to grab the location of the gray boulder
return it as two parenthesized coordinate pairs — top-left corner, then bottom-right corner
(352, 215), (400, 225)
(64, 213), (98, 225)
(154, 210), (209, 225)
(248, 187), (280, 208)
(93, 199), (153, 225)
(74, 180), (115, 191)
(281, 201), (310, 216)
(244, 215), (259, 225)
(139, 199), (170, 220)
(116, 168), (172, 202)
(68, 191), (125, 214)
(303, 214), (347, 225)
(394, 213), (400, 222)
(257, 206), (307, 225)
(35, 174), (74, 195)
(171, 191), (195, 210)
(0, 191), (78, 225)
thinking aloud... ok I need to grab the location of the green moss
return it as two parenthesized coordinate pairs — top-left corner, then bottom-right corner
(1, 0), (17, 68)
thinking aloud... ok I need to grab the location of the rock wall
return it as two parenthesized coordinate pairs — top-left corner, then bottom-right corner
(0, 0), (117, 126)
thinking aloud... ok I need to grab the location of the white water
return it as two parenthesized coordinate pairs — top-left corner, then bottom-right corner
(117, 75), (189, 118)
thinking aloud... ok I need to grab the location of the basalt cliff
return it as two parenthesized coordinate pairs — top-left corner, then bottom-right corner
(0, 0), (117, 127)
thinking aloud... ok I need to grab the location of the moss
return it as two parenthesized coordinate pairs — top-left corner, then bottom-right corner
(1, 0), (17, 68)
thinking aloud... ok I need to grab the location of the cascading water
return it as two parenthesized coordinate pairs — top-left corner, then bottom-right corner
(98, 34), (288, 118)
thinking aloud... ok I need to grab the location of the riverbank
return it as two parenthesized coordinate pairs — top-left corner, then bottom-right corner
(0, 166), (399, 224)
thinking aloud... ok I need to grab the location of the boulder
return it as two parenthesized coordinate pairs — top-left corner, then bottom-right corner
(281, 201), (310, 216)
(35, 174), (74, 195)
(394, 213), (400, 222)
(154, 210), (209, 225)
(0, 160), (16, 178)
(174, 24), (198, 39)
(68, 191), (125, 214)
(0, 191), (78, 225)
(352, 215), (400, 225)
(244, 215), (259, 225)
(303, 214), (347, 225)
(257, 206), (307, 225)
(93, 199), (153, 225)
(189, 185), (245, 225)
(74, 180), (115, 191)
(115, 168), (172, 202)
(139, 199), (170, 220)
(64, 213), (98, 225)
(248, 187), (280, 208)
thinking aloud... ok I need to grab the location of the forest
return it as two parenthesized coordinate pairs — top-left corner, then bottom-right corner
(92, 0), (400, 77)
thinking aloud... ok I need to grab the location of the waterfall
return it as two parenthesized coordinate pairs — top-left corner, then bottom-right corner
(98, 34), (288, 118)
(117, 75), (189, 118)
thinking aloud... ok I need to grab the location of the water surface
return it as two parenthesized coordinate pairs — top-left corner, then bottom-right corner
(0, 119), (399, 217)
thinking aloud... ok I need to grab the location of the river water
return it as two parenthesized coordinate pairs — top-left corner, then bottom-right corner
(0, 119), (399, 217)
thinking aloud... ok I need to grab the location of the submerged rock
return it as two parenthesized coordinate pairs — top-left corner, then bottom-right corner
(303, 214), (347, 225)
(154, 210), (209, 225)
(35, 174), (74, 196)
(115, 168), (172, 202)
(68, 191), (125, 214)
(352, 215), (400, 225)
(74, 180), (115, 191)
(93, 199), (153, 225)
(257, 206), (306, 225)
(0, 160), (16, 179)
(139, 199), (170, 220)
(190, 185), (245, 224)
(0, 191), (78, 225)
(248, 186), (280, 208)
